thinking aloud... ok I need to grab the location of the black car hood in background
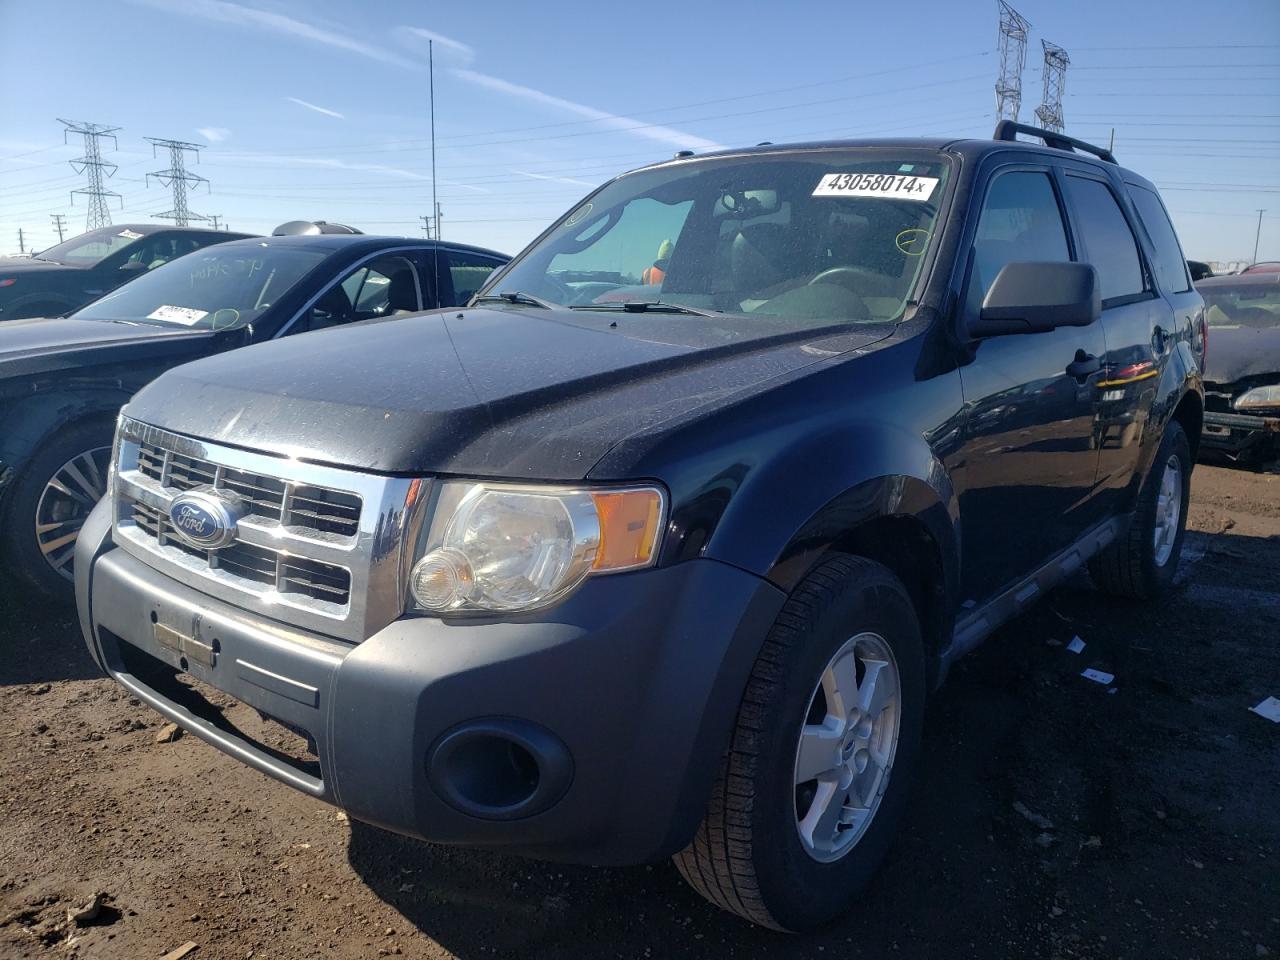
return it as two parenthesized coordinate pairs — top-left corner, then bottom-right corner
(0, 256), (83, 274)
(1205, 324), (1280, 384)
(0, 316), (215, 381)
(125, 306), (888, 479)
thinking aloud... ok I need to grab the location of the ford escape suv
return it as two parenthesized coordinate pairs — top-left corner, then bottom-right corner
(76, 122), (1205, 931)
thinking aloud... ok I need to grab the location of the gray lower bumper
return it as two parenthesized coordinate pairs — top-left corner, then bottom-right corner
(1202, 410), (1280, 458)
(76, 501), (785, 864)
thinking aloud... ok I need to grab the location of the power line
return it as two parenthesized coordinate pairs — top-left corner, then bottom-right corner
(145, 137), (209, 226)
(59, 118), (122, 231)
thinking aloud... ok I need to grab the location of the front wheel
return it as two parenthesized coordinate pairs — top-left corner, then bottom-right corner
(1, 418), (115, 598)
(674, 555), (925, 931)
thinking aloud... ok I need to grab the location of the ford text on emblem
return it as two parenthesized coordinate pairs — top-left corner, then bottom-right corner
(167, 488), (244, 550)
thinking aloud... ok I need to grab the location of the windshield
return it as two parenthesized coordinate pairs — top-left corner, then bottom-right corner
(483, 151), (950, 326)
(1201, 281), (1280, 329)
(35, 226), (150, 265)
(75, 243), (327, 329)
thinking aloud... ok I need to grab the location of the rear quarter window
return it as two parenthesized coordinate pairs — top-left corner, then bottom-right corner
(1063, 175), (1147, 304)
(1127, 185), (1192, 294)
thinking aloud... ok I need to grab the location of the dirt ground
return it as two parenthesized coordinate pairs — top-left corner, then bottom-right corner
(1, 461), (1277, 960)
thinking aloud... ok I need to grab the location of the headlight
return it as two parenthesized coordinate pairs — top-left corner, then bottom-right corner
(408, 481), (666, 614)
(1234, 384), (1280, 411)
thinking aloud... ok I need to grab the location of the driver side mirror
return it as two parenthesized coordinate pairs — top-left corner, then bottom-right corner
(969, 261), (1100, 338)
(117, 261), (148, 277)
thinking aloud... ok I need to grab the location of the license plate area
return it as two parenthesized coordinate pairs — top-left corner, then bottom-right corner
(153, 621), (217, 668)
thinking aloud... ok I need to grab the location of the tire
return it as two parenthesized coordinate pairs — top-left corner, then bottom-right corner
(1089, 420), (1192, 600)
(674, 555), (926, 931)
(1, 417), (116, 599)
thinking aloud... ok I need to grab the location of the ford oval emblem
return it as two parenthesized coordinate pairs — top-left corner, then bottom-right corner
(168, 489), (243, 550)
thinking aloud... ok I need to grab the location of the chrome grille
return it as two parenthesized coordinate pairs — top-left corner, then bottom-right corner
(137, 439), (360, 536)
(112, 417), (424, 642)
(130, 501), (352, 606)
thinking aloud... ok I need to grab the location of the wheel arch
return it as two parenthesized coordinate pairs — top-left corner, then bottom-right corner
(0, 388), (125, 511)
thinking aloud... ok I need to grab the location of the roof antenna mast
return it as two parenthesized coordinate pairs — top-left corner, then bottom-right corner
(995, 1), (1032, 123)
(429, 38), (440, 299)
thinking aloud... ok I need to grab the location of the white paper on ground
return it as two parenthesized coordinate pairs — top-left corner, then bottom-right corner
(1249, 696), (1280, 723)
(1067, 636), (1086, 654)
(1081, 668), (1114, 685)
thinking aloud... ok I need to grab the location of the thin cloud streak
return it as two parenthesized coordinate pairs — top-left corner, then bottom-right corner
(513, 170), (597, 188)
(127, 0), (416, 69)
(213, 151), (490, 192)
(396, 26), (474, 64)
(286, 97), (346, 120)
(453, 69), (725, 152)
(196, 127), (231, 142)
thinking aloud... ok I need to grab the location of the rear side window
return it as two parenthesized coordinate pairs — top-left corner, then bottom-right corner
(445, 251), (503, 306)
(1063, 176), (1146, 303)
(1128, 185), (1192, 294)
(968, 171), (1071, 306)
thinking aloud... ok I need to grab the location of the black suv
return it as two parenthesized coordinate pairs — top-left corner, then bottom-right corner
(1, 233), (506, 595)
(76, 123), (1204, 931)
(0, 224), (254, 320)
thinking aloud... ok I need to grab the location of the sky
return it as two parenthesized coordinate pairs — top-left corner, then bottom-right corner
(1, 0), (1278, 264)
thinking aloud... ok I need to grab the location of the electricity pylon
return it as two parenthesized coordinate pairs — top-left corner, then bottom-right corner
(145, 137), (210, 226)
(1034, 41), (1071, 133)
(59, 118), (122, 231)
(995, 1), (1032, 123)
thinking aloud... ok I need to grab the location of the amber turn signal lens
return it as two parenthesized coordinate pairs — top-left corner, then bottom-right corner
(590, 488), (664, 572)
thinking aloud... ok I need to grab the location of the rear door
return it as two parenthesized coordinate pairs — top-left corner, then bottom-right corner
(955, 163), (1109, 602)
(1058, 168), (1172, 514)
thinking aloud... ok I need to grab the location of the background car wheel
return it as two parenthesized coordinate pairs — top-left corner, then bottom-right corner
(1089, 420), (1192, 599)
(673, 555), (926, 931)
(1, 417), (116, 599)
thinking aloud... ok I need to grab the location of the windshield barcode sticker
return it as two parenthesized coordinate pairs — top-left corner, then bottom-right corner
(118, 229), (144, 239)
(813, 173), (939, 201)
(147, 305), (208, 325)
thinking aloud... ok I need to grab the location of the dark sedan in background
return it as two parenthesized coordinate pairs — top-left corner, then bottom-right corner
(1197, 271), (1280, 462)
(0, 229), (507, 594)
(0, 224), (255, 320)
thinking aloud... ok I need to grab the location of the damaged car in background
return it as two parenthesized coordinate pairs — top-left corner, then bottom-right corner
(1197, 271), (1280, 462)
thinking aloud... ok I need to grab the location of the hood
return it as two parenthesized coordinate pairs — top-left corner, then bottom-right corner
(125, 306), (888, 479)
(0, 316), (215, 381)
(1205, 324), (1280, 384)
(0, 256), (84, 275)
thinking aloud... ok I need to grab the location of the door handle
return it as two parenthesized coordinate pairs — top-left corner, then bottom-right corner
(1066, 351), (1100, 381)
(1153, 325), (1169, 353)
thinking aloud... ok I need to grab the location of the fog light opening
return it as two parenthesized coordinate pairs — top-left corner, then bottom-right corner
(448, 735), (540, 810)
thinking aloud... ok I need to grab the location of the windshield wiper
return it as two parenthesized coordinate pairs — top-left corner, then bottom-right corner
(570, 300), (719, 318)
(473, 290), (554, 309)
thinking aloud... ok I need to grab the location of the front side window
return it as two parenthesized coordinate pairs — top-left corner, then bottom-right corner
(486, 151), (951, 326)
(292, 254), (420, 334)
(1064, 176), (1147, 303)
(967, 170), (1071, 309)
(74, 244), (326, 330)
(1127, 185), (1191, 294)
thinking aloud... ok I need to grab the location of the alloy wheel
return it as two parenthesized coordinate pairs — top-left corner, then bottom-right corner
(793, 631), (902, 863)
(1152, 453), (1182, 568)
(34, 446), (112, 581)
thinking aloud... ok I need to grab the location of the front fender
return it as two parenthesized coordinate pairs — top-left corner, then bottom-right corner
(0, 388), (126, 509)
(701, 419), (960, 592)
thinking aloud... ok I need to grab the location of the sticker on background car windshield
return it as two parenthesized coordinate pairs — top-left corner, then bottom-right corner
(118, 229), (144, 240)
(813, 173), (939, 201)
(146, 305), (208, 325)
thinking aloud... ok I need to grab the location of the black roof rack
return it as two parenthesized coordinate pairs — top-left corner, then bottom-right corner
(992, 120), (1116, 164)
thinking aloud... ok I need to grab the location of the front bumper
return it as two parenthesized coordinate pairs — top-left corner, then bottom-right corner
(76, 500), (785, 865)
(1201, 409), (1280, 458)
